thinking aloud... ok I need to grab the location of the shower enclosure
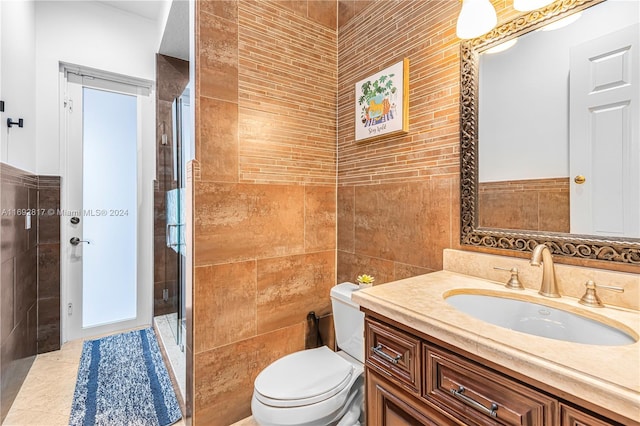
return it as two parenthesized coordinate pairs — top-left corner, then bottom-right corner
(153, 53), (190, 401)
(167, 87), (190, 353)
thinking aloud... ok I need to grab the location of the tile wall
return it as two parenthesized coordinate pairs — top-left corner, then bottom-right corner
(337, 1), (464, 284)
(478, 178), (570, 232)
(36, 176), (61, 353)
(188, 0), (635, 424)
(190, 1), (337, 424)
(0, 163), (61, 422)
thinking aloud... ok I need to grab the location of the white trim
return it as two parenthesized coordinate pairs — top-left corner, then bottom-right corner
(60, 62), (153, 94)
(59, 64), (155, 342)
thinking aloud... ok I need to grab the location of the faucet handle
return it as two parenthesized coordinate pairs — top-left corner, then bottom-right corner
(493, 267), (524, 290)
(578, 280), (624, 308)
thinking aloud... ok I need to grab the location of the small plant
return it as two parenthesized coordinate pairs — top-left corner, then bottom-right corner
(356, 274), (375, 286)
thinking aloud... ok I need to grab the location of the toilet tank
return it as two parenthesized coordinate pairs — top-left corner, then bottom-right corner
(330, 282), (365, 363)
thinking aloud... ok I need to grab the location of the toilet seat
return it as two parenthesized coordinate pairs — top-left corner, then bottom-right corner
(254, 346), (354, 408)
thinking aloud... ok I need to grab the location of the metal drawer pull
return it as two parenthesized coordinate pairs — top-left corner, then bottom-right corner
(451, 386), (499, 418)
(371, 344), (403, 364)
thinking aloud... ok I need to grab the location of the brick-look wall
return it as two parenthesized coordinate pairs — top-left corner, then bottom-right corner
(190, 1), (337, 424)
(336, 0), (525, 285)
(337, 0), (463, 284)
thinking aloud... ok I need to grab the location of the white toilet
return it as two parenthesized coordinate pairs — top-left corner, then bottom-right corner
(251, 282), (365, 426)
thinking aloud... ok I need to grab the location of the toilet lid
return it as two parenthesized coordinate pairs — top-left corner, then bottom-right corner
(254, 346), (354, 407)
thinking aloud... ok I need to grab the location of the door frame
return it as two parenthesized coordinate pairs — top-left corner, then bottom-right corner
(59, 63), (156, 343)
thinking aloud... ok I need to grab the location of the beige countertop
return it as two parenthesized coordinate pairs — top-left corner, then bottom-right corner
(352, 270), (640, 421)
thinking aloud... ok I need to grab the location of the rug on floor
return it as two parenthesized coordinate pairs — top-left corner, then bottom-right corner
(69, 328), (182, 426)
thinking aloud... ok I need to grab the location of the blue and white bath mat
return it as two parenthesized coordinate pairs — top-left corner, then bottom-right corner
(69, 328), (182, 426)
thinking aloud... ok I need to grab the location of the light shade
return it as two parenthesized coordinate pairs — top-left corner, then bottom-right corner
(538, 12), (582, 31)
(484, 38), (518, 54)
(456, 0), (498, 39)
(513, 0), (555, 12)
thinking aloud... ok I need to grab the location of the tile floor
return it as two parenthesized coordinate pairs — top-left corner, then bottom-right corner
(2, 332), (187, 426)
(2, 330), (260, 426)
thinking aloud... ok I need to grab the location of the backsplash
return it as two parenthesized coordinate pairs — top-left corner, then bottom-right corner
(443, 249), (639, 311)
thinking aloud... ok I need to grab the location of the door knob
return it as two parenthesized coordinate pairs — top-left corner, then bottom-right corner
(70, 237), (90, 245)
(574, 175), (586, 184)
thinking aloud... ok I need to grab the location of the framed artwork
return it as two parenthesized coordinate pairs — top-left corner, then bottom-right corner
(354, 58), (409, 141)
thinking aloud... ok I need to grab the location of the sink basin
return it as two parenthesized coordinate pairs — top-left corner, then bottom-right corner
(445, 292), (637, 346)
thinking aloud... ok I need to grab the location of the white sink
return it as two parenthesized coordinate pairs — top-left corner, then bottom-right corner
(445, 293), (637, 346)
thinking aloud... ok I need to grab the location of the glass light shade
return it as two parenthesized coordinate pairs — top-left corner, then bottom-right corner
(456, 0), (498, 39)
(513, 0), (555, 12)
(484, 38), (518, 54)
(538, 12), (582, 31)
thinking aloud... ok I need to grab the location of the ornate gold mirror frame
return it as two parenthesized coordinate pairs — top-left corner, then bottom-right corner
(459, 0), (640, 265)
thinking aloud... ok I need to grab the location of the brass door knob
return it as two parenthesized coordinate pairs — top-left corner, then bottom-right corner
(574, 175), (586, 184)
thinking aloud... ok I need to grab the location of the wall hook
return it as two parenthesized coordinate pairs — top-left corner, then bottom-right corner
(7, 118), (23, 128)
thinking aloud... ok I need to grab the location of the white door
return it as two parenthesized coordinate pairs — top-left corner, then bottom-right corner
(569, 24), (640, 237)
(62, 68), (154, 341)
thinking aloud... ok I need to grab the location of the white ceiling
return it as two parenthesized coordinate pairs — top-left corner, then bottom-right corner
(95, 0), (189, 60)
(97, 1), (167, 22)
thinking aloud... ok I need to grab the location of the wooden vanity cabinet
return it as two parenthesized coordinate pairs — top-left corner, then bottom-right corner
(367, 369), (463, 425)
(424, 344), (555, 426)
(559, 404), (621, 426)
(364, 314), (628, 426)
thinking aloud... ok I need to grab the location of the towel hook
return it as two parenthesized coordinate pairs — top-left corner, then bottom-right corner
(7, 118), (24, 128)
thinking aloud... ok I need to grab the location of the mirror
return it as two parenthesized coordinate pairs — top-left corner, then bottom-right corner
(460, 0), (640, 264)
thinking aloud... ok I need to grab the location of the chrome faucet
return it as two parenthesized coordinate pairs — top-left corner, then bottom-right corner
(530, 244), (560, 298)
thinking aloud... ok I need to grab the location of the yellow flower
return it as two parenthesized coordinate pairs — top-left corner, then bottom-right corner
(356, 274), (375, 285)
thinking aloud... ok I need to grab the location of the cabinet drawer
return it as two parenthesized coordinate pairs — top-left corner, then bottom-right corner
(365, 318), (421, 394)
(424, 345), (556, 426)
(560, 404), (618, 426)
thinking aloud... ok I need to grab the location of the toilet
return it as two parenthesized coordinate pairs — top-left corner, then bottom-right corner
(251, 282), (365, 426)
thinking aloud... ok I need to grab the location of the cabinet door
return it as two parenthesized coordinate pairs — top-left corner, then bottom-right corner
(560, 404), (619, 426)
(367, 369), (462, 426)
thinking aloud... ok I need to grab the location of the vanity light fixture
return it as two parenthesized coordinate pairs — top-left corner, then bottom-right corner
(456, 0), (498, 39)
(538, 12), (583, 31)
(484, 38), (518, 54)
(456, 0), (564, 39)
(513, 0), (554, 12)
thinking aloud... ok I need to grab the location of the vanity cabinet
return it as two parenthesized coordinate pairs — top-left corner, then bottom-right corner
(364, 315), (627, 426)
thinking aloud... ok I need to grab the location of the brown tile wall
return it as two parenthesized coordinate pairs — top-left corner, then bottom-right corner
(154, 54), (190, 317)
(0, 164), (61, 422)
(337, 1), (463, 284)
(188, 0), (630, 424)
(191, 1), (337, 424)
(478, 178), (570, 233)
(336, 0), (617, 282)
(36, 176), (61, 354)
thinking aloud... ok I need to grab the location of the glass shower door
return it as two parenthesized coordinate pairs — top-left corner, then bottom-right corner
(167, 87), (190, 351)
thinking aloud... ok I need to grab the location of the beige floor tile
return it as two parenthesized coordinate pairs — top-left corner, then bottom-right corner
(2, 408), (69, 426)
(231, 416), (258, 426)
(4, 330), (188, 426)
